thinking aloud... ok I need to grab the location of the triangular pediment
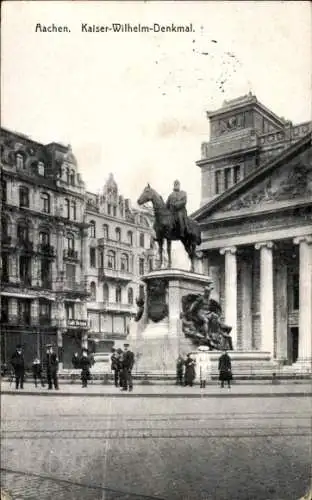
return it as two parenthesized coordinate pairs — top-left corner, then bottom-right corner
(193, 133), (312, 222)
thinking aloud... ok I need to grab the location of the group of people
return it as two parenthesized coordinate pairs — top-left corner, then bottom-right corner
(71, 350), (95, 387)
(10, 344), (59, 390)
(110, 343), (135, 391)
(176, 350), (233, 389)
(176, 353), (197, 387)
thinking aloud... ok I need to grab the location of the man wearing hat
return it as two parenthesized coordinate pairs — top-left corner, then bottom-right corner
(11, 345), (25, 390)
(166, 179), (188, 238)
(46, 344), (59, 390)
(120, 343), (134, 391)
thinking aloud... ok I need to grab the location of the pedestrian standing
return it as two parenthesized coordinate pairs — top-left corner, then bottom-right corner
(32, 357), (45, 387)
(218, 350), (232, 389)
(80, 350), (91, 388)
(46, 344), (59, 390)
(11, 345), (25, 390)
(72, 352), (80, 369)
(111, 348), (119, 387)
(116, 348), (124, 388)
(176, 355), (185, 385)
(121, 343), (134, 392)
(184, 353), (196, 387)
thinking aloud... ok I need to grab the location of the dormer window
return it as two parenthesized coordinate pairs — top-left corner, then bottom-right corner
(16, 154), (24, 169)
(38, 161), (45, 176)
(70, 169), (75, 186)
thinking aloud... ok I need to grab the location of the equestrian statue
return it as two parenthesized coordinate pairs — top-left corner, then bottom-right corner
(137, 180), (201, 272)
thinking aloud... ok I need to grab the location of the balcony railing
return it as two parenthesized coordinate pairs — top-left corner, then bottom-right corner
(56, 279), (89, 295)
(17, 239), (34, 252)
(98, 266), (132, 282)
(98, 237), (132, 248)
(63, 249), (79, 260)
(104, 301), (135, 312)
(37, 244), (56, 257)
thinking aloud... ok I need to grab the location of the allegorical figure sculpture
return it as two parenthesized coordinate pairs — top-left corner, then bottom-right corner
(137, 182), (201, 271)
(181, 284), (233, 351)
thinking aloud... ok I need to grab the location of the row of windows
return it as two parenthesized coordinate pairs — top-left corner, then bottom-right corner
(89, 283), (145, 304)
(1, 297), (52, 323)
(215, 165), (242, 195)
(90, 221), (150, 248)
(2, 181), (78, 220)
(90, 248), (152, 273)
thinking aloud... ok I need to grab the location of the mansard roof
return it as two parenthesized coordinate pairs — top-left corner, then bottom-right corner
(192, 131), (312, 222)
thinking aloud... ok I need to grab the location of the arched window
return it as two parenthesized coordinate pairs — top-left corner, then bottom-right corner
(39, 230), (50, 245)
(66, 167), (70, 184)
(121, 253), (129, 272)
(16, 153), (24, 169)
(116, 285), (122, 303)
(103, 224), (109, 239)
(90, 282), (97, 301)
(71, 200), (76, 220)
(115, 227), (121, 242)
(89, 220), (96, 238)
(107, 250), (116, 270)
(38, 161), (45, 176)
(17, 221), (29, 242)
(70, 169), (75, 186)
(139, 232), (145, 248)
(128, 287), (134, 305)
(64, 198), (70, 219)
(40, 192), (50, 213)
(19, 186), (29, 208)
(103, 283), (109, 302)
(127, 231), (133, 245)
(66, 233), (74, 250)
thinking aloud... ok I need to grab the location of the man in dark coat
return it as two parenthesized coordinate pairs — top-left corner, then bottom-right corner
(11, 345), (25, 390)
(72, 352), (80, 369)
(184, 353), (196, 387)
(218, 350), (232, 388)
(111, 348), (120, 387)
(121, 343), (134, 391)
(176, 355), (184, 385)
(80, 350), (91, 388)
(46, 344), (59, 390)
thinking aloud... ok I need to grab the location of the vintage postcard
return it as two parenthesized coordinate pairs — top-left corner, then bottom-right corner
(1, 1), (311, 499)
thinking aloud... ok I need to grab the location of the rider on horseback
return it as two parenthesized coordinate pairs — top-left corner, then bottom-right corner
(166, 180), (188, 238)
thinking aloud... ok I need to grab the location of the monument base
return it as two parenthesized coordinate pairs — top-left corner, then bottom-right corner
(128, 268), (213, 378)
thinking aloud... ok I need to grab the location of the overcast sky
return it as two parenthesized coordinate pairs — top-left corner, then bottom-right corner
(2, 1), (311, 214)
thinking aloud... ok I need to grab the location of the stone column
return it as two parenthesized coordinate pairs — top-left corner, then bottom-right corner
(275, 258), (288, 362)
(220, 247), (237, 349)
(31, 299), (39, 325)
(294, 236), (312, 368)
(255, 241), (274, 355)
(240, 257), (253, 350)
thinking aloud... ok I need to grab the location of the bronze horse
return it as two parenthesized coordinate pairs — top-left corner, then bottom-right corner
(137, 184), (201, 272)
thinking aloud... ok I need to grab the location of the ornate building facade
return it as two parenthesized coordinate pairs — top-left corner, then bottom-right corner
(0, 129), (157, 369)
(85, 174), (157, 356)
(193, 94), (312, 372)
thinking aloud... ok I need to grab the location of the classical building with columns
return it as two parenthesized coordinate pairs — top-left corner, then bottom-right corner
(192, 95), (312, 372)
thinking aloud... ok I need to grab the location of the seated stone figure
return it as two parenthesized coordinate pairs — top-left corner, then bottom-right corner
(181, 286), (233, 351)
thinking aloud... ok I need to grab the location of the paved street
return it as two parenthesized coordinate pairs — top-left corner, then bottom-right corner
(1, 393), (311, 500)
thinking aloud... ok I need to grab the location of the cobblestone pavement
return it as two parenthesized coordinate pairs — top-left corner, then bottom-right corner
(1, 395), (311, 500)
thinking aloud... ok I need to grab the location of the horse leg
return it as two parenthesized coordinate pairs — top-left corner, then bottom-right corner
(182, 238), (195, 272)
(167, 239), (172, 269)
(158, 239), (163, 269)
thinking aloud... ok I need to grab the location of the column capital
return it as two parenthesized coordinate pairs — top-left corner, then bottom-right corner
(293, 235), (312, 246)
(255, 241), (274, 251)
(220, 246), (237, 256)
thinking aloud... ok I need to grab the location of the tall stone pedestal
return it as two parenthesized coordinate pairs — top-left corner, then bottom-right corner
(127, 269), (212, 377)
